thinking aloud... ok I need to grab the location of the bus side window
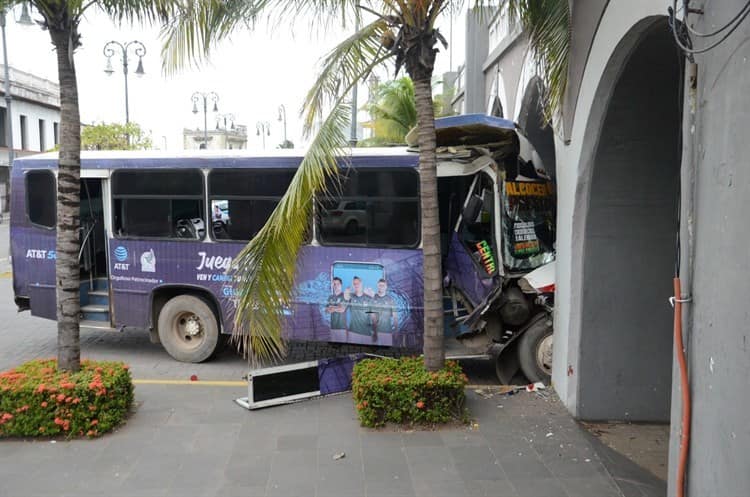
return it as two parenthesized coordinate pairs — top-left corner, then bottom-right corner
(208, 168), (296, 242)
(26, 170), (56, 228)
(317, 168), (420, 248)
(112, 169), (205, 240)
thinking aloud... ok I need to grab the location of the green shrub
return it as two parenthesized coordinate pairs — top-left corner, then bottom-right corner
(352, 356), (468, 428)
(0, 359), (133, 438)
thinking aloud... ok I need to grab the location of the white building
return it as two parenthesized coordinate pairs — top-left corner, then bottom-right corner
(0, 66), (61, 211)
(183, 124), (248, 150)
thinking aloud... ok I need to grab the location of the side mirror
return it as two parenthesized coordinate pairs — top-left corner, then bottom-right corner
(462, 195), (483, 224)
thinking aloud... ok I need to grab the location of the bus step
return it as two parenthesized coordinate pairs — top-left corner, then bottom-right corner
(81, 304), (110, 322)
(86, 290), (110, 306)
(91, 278), (109, 291)
(79, 320), (116, 332)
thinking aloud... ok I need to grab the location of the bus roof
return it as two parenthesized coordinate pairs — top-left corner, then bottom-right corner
(12, 146), (419, 170)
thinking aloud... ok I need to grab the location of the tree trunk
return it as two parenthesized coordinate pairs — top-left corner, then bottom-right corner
(50, 26), (81, 372)
(412, 76), (445, 371)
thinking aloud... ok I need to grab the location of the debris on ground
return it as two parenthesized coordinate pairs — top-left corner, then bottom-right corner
(332, 452), (346, 460)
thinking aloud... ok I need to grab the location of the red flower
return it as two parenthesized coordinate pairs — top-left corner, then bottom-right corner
(362, 400), (368, 407)
(56, 393), (66, 403)
(54, 417), (64, 425)
(90, 419), (99, 426)
(40, 401), (48, 407)
(36, 384), (46, 393)
(416, 401), (425, 409)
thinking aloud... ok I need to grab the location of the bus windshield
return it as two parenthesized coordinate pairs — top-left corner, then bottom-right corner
(501, 179), (556, 272)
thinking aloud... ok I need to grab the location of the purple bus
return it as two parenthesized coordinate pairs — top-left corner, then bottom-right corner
(11, 115), (556, 383)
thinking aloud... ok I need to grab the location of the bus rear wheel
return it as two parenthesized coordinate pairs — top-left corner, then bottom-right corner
(157, 295), (219, 363)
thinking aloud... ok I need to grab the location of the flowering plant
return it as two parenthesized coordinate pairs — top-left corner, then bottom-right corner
(0, 359), (133, 438)
(352, 356), (468, 428)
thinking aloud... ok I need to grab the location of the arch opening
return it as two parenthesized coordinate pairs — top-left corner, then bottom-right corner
(577, 20), (683, 421)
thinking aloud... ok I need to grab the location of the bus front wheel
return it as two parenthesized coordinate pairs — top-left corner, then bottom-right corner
(517, 315), (553, 384)
(157, 295), (220, 363)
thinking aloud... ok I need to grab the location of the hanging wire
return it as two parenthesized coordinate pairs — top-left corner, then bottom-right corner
(669, 0), (750, 55)
(685, 0), (750, 37)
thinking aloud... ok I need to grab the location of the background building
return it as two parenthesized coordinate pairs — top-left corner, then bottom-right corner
(183, 123), (248, 150)
(0, 67), (60, 212)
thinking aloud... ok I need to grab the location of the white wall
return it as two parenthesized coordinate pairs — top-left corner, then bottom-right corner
(0, 99), (60, 154)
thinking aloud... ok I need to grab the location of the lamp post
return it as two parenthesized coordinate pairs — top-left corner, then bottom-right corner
(215, 113), (235, 130)
(103, 40), (146, 125)
(256, 121), (270, 149)
(1, 3), (33, 169)
(191, 92), (219, 149)
(277, 105), (287, 146)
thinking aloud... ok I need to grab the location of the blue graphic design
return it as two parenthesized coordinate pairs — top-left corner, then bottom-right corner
(114, 246), (128, 262)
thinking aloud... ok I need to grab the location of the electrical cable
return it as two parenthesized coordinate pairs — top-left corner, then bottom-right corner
(684, 0), (750, 37)
(669, 0), (750, 55)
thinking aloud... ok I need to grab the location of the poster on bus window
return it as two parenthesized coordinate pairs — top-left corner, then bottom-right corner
(288, 247), (423, 350)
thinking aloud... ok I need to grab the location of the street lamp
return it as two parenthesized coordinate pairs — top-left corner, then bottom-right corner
(1, 2), (34, 169)
(256, 121), (270, 150)
(215, 113), (235, 130)
(277, 105), (287, 146)
(102, 40), (146, 125)
(192, 92), (219, 149)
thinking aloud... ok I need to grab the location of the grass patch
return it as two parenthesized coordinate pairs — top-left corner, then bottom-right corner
(352, 356), (469, 428)
(0, 358), (133, 438)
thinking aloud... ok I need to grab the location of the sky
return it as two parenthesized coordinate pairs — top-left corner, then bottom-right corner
(3, 5), (466, 151)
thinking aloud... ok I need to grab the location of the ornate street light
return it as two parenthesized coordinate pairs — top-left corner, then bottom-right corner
(256, 121), (270, 150)
(277, 105), (287, 146)
(102, 40), (146, 124)
(215, 113), (235, 130)
(191, 92), (219, 149)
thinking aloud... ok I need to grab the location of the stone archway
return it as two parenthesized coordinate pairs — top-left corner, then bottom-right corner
(574, 19), (683, 421)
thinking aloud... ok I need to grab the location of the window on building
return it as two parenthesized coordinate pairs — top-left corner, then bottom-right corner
(26, 170), (56, 228)
(317, 168), (420, 248)
(19, 115), (27, 150)
(112, 169), (205, 239)
(208, 168), (296, 241)
(38, 119), (46, 151)
(53, 122), (59, 146)
(0, 108), (6, 148)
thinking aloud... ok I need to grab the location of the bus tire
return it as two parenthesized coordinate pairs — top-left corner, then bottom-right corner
(517, 315), (553, 384)
(157, 295), (220, 363)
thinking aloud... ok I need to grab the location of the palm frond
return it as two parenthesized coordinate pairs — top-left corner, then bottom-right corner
(504, 0), (570, 120)
(301, 18), (393, 135)
(229, 103), (351, 364)
(160, 0), (259, 75)
(159, 0), (365, 75)
(97, 0), (181, 25)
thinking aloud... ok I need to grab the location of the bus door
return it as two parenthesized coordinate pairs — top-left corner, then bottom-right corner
(79, 177), (112, 326)
(444, 172), (501, 310)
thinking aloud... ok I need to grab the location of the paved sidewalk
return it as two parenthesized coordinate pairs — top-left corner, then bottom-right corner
(0, 382), (654, 497)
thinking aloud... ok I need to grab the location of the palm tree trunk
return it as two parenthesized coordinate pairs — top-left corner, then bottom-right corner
(50, 27), (81, 372)
(412, 76), (445, 371)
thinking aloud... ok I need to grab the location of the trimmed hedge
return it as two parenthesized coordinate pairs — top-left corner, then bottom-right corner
(352, 356), (468, 428)
(0, 359), (134, 438)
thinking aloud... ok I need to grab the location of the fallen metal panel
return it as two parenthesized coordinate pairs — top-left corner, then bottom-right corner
(236, 354), (366, 410)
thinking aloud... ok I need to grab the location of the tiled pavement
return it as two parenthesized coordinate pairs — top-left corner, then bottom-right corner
(0, 383), (661, 497)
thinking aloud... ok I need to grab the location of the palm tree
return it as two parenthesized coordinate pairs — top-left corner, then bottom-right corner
(361, 77), (417, 146)
(3, 0), (177, 371)
(162, 1), (570, 371)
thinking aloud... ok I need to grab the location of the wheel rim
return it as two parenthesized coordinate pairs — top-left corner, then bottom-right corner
(536, 334), (553, 375)
(173, 311), (205, 350)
